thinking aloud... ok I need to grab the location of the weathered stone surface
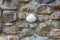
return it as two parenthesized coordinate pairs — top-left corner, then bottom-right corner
(16, 21), (29, 28)
(21, 35), (48, 40)
(50, 29), (60, 38)
(50, 11), (60, 19)
(42, 0), (55, 4)
(37, 5), (52, 14)
(21, 37), (32, 40)
(21, 29), (32, 37)
(0, 36), (6, 40)
(2, 0), (18, 10)
(36, 21), (51, 36)
(18, 12), (26, 20)
(38, 15), (50, 21)
(5, 23), (12, 26)
(2, 11), (16, 22)
(48, 39), (60, 40)
(0, 20), (3, 34)
(30, 23), (37, 28)
(54, 2), (60, 10)
(19, 0), (31, 3)
(3, 27), (19, 34)
(35, 0), (55, 4)
(21, 6), (33, 12)
(52, 21), (60, 28)
(36, 37), (48, 40)
(8, 35), (19, 40)
(26, 14), (37, 22)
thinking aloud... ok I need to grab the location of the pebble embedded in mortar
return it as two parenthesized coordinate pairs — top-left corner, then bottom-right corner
(26, 14), (37, 22)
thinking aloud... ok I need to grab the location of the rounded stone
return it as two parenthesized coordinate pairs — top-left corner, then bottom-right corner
(30, 23), (37, 28)
(37, 4), (52, 14)
(36, 21), (51, 36)
(21, 6), (33, 12)
(21, 29), (32, 37)
(36, 37), (48, 40)
(3, 27), (19, 35)
(52, 21), (60, 28)
(54, 2), (60, 10)
(50, 11), (60, 19)
(26, 14), (37, 22)
(18, 12), (26, 20)
(50, 29), (60, 38)
(8, 35), (19, 40)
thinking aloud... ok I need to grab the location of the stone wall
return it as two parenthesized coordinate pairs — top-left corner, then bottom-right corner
(0, 0), (60, 40)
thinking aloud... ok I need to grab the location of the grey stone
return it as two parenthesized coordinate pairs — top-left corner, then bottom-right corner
(2, 0), (18, 10)
(52, 21), (60, 28)
(8, 35), (19, 40)
(35, 0), (55, 4)
(30, 23), (37, 28)
(26, 14), (37, 23)
(16, 21), (29, 28)
(21, 29), (32, 37)
(3, 26), (19, 35)
(37, 4), (52, 14)
(18, 12), (26, 20)
(36, 21), (52, 36)
(50, 11), (60, 19)
(38, 15), (50, 21)
(50, 29), (60, 38)
(2, 11), (17, 22)
(36, 37), (48, 40)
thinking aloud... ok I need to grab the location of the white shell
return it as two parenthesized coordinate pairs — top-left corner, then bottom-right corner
(26, 14), (37, 22)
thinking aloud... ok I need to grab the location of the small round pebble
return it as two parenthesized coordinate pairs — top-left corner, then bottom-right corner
(26, 14), (37, 22)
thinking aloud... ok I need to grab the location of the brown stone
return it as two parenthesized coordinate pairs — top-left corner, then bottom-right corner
(16, 21), (29, 28)
(38, 15), (50, 21)
(2, 0), (18, 10)
(51, 11), (60, 19)
(21, 6), (33, 12)
(36, 21), (51, 36)
(21, 29), (32, 37)
(2, 11), (16, 22)
(52, 21), (60, 28)
(54, 3), (60, 10)
(18, 12), (26, 20)
(0, 36), (6, 40)
(10, 3), (18, 10)
(3, 27), (19, 35)
(8, 35), (19, 40)
(50, 29), (60, 38)
(19, 0), (31, 3)
(37, 5), (52, 14)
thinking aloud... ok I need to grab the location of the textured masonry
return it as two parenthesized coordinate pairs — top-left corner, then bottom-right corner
(0, 0), (60, 40)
